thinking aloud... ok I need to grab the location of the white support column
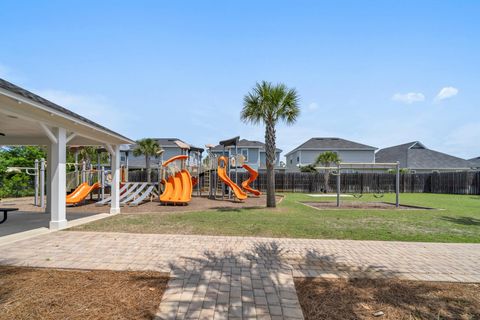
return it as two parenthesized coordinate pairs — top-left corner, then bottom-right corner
(110, 144), (121, 214)
(46, 144), (52, 214)
(49, 127), (67, 229)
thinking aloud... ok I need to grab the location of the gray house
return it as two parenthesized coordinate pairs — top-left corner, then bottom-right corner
(468, 157), (480, 169)
(285, 137), (377, 171)
(375, 141), (474, 172)
(121, 138), (198, 169)
(210, 139), (282, 171)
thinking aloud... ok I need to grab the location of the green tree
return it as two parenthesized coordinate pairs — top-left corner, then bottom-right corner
(241, 81), (300, 207)
(133, 138), (161, 183)
(0, 146), (46, 197)
(299, 164), (317, 173)
(315, 151), (341, 192)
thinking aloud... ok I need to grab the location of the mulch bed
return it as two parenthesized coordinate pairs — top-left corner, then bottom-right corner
(302, 201), (434, 210)
(0, 266), (169, 320)
(295, 277), (480, 320)
(3, 194), (280, 214)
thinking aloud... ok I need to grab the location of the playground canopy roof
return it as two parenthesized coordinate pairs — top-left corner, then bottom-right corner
(219, 136), (240, 147)
(0, 78), (134, 146)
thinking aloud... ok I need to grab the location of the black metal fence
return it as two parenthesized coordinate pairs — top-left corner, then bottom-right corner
(127, 169), (480, 195)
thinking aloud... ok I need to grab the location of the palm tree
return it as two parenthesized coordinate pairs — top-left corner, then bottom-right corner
(133, 138), (161, 183)
(315, 151), (341, 192)
(241, 81), (300, 207)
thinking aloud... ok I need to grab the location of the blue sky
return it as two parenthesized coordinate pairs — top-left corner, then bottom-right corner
(1, 1), (479, 159)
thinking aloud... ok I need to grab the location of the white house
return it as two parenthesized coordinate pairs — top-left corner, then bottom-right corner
(285, 137), (377, 171)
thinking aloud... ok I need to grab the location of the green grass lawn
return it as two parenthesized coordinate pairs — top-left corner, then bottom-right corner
(71, 193), (480, 243)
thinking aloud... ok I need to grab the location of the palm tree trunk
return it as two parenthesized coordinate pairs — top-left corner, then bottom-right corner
(146, 155), (151, 183)
(265, 121), (276, 208)
(324, 171), (330, 193)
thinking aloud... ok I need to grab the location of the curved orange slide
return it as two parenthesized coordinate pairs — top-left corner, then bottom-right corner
(66, 182), (101, 205)
(66, 182), (88, 200)
(241, 164), (261, 196)
(217, 156), (247, 201)
(159, 155), (192, 204)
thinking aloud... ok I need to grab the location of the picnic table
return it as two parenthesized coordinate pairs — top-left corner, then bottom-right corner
(0, 208), (19, 224)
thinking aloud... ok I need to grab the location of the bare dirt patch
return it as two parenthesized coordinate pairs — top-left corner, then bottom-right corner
(302, 201), (434, 210)
(3, 194), (281, 215)
(295, 277), (480, 320)
(0, 266), (168, 320)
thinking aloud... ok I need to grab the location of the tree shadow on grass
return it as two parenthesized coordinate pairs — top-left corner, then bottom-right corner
(440, 216), (480, 226)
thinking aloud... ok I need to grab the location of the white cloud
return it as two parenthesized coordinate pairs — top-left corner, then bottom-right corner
(434, 86), (459, 102)
(307, 102), (318, 110)
(391, 92), (425, 104)
(36, 89), (132, 134)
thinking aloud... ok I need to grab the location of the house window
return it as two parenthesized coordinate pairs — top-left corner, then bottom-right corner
(121, 156), (126, 162)
(290, 159), (292, 164)
(241, 149), (249, 162)
(296, 156), (299, 163)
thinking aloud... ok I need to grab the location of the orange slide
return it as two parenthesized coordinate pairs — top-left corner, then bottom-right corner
(66, 182), (101, 205)
(159, 155), (193, 204)
(241, 164), (261, 196)
(217, 156), (247, 201)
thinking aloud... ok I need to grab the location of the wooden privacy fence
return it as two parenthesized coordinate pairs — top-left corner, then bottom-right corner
(231, 171), (480, 195)
(127, 169), (480, 195)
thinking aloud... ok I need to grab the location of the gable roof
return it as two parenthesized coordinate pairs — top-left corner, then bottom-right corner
(122, 138), (203, 152)
(211, 139), (282, 152)
(0, 78), (133, 143)
(285, 137), (377, 156)
(375, 141), (473, 169)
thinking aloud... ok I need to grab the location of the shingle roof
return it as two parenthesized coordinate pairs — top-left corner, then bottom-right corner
(469, 157), (480, 168)
(375, 141), (473, 169)
(211, 139), (282, 152)
(285, 137), (377, 156)
(0, 78), (133, 143)
(122, 138), (204, 153)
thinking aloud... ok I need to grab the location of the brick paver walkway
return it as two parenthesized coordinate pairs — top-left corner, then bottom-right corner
(1, 232), (480, 319)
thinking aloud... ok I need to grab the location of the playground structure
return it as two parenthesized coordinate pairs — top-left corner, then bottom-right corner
(4, 140), (261, 209)
(6, 158), (46, 207)
(158, 155), (192, 205)
(66, 182), (101, 205)
(202, 136), (261, 202)
(217, 156), (247, 200)
(315, 162), (401, 207)
(241, 164), (261, 196)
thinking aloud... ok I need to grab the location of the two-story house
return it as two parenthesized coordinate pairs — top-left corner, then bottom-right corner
(285, 137), (377, 171)
(121, 138), (198, 169)
(375, 141), (475, 173)
(210, 139), (282, 171)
